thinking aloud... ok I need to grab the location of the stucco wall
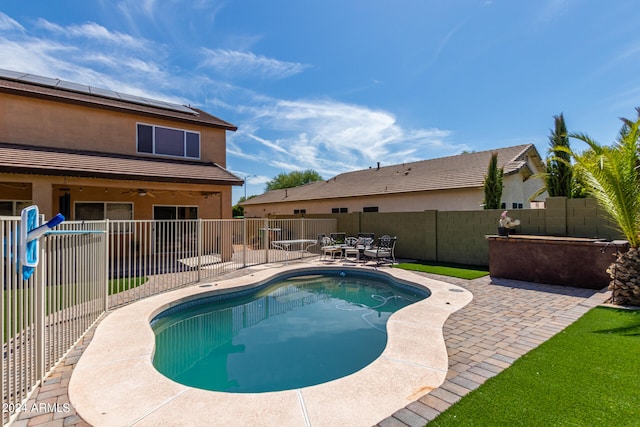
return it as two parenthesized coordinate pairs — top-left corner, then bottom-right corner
(244, 178), (547, 217)
(244, 188), (484, 217)
(0, 93), (228, 165)
(0, 174), (232, 219)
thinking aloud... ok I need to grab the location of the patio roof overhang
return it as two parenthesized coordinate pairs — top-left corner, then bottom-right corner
(0, 142), (244, 186)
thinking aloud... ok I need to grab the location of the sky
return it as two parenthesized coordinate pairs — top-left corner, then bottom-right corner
(1, 1), (639, 204)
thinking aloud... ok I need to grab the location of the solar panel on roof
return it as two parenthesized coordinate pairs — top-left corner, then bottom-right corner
(117, 92), (150, 105)
(0, 68), (198, 115)
(20, 74), (59, 87)
(141, 97), (195, 114)
(89, 86), (120, 98)
(57, 80), (91, 93)
(0, 69), (26, 79)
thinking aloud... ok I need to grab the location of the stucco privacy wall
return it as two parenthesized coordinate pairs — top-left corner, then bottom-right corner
(280, 197), (623, 266)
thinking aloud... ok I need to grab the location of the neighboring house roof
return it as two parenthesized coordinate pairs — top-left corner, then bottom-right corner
(0, 68), (237, 131)
(0, 143), (244, 186)
(242, 144), (543, 205)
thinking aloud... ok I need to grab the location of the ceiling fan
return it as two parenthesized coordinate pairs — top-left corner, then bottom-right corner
(122, 188), (157, 198)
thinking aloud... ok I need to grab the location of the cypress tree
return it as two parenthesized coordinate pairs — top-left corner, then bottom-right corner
(545, 113), (573, 197)
(483, 152), (504, 209)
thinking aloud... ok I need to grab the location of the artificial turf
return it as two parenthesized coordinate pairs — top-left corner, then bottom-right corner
(394, 262), (489, 280)
(428, 306), (640, 426)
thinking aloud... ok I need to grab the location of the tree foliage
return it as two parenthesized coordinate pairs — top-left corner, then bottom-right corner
(232, 195), (255, 217)
(265, 169), (323, 191)
(563, 108), (640, 247)
(530, 113), (586, 201)
(483, 152), (504, 209)
(545, 113), (574, 197)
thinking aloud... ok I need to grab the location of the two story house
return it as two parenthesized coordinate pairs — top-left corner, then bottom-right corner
(0, 69), (242, 221)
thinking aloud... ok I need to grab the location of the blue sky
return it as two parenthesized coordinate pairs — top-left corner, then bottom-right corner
(1, 1), (639, 204)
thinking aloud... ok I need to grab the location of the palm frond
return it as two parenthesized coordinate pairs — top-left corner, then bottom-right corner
(567, 114), (640, 248)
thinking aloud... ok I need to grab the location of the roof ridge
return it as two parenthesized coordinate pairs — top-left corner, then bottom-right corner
(333, 143), (532, 178)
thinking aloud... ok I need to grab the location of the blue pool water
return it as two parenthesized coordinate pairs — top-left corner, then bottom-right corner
(151, 269), (429, 393)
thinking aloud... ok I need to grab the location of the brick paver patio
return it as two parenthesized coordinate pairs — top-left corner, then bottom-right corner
(12, 265), (609, 427)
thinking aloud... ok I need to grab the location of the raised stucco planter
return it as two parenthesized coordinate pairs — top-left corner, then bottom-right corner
(486, 235), (629, 289)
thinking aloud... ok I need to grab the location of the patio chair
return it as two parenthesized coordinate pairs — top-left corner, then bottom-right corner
(320, 236), (342, 261)
(344, 236), (360, 262)
(357, 232), (375, 241)
(363, 235), (397, 266)
(330, 232), (346, 244)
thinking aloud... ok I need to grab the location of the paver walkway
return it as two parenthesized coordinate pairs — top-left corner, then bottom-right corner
(375, 273), (608, 427)
(12, 266), (609, 427)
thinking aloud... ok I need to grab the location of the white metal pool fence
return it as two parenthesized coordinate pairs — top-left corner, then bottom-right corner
(1, 216), (335, 425)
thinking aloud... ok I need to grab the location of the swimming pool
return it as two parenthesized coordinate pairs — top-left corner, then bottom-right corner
(69, 264), (472, 426)
(151, 270), (430, 392)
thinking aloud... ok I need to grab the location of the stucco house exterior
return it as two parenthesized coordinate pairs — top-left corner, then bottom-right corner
(0, 69), (242, 221)
(241, 144), (546, 217)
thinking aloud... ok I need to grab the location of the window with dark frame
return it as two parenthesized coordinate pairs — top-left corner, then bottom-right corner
(363, 206), (378, 213)
(331, 208), (348, 213)
(137, 123), (200, 159)
(75, 202), (133, 221)
(0, 200), (32, 216)
(293, 209), (306, 214)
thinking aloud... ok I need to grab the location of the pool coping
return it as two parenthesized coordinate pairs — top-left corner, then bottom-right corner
(68, 264), (473, 427)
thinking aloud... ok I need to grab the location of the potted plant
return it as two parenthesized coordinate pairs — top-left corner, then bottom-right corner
(498, 210), (520, 236)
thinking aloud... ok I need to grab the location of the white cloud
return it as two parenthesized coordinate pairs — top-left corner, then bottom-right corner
(200, 48), (310, 80)
(36, 19), (147, 49)
(0, 12), (24, 31)
(0, 10), (464, 182)
(230, 97), (463, 177)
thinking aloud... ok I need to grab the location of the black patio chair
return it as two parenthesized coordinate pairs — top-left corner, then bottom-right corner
(363, 235), (397, 266)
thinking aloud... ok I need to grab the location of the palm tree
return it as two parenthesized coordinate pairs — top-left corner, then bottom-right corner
(483, 152), (503, 210)
(566, 108), (640, 305)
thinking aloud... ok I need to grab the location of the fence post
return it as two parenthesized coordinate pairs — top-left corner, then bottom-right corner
(197, 218), (203, 282)
(264, 218), (269, 263)
(243, 218), (247, 267)
(35, 233), (46, 382)
(104, 219), (109, 312)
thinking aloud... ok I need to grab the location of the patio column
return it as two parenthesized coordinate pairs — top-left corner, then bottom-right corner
(31, 179), (54, 218)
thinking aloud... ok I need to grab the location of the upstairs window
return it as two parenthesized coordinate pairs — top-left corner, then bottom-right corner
(137, 123), (200, 159)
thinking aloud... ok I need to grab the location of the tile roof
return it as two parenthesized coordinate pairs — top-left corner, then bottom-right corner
(0, 143), (244, 186)
(0, 69), (237, 131)
(242, 144), (542, 205)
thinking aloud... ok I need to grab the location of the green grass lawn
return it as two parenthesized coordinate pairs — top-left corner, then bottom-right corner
(429, 306), (640, 426)
(394, 262), (489, 280)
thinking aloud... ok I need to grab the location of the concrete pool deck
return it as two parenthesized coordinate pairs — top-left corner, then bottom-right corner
(68, 263), (472, 427)
(13, 259), (610, 427)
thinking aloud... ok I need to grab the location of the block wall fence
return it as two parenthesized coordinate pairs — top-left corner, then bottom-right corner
(277, 197), (624, 267)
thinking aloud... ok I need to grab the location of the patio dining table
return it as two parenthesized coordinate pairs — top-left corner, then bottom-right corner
(271, 239), (318, 264)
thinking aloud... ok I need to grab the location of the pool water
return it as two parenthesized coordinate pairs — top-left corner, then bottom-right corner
(151, 271), (427, 393)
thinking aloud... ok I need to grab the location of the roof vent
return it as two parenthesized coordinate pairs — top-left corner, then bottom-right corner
(377, 162), (380, 170)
